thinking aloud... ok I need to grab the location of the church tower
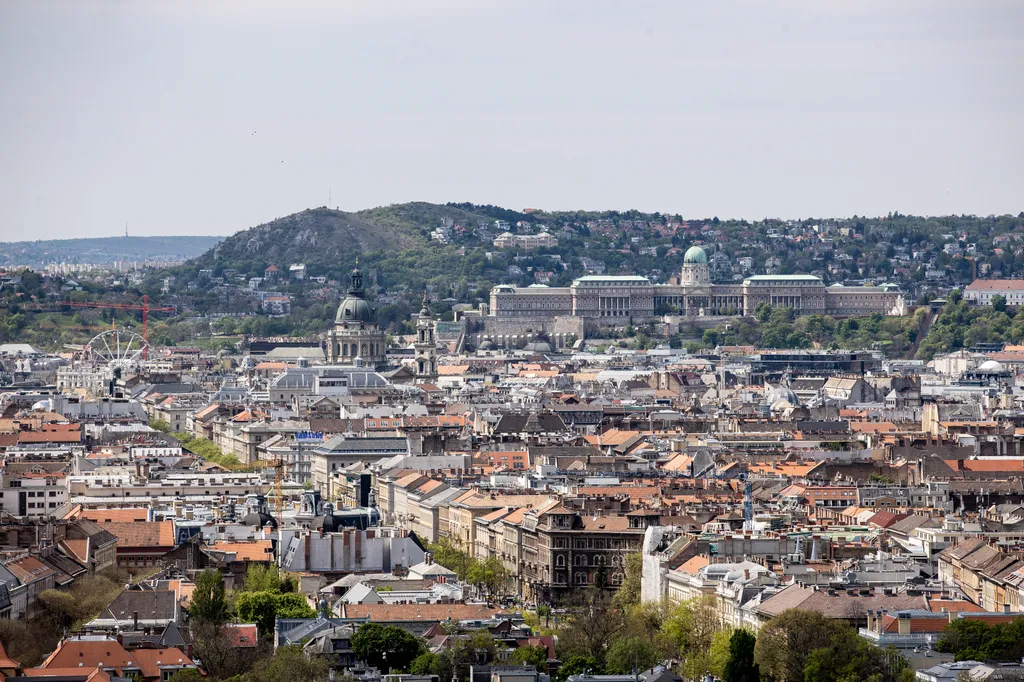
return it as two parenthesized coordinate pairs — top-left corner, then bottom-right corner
(326, 262), (386, 367)
(414, 292), (437, 382)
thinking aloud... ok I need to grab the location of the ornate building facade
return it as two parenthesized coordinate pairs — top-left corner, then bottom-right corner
(489, 245), (905, 322)
(325, 265), (387, 367)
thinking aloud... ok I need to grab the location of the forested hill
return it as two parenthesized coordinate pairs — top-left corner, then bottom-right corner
(163, 203), (517, 295)
(156, 203), (1024, 306)
(0, 235), (224, 267)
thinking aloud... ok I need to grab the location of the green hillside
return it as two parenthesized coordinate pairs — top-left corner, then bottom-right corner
(165, 204), (509, 294)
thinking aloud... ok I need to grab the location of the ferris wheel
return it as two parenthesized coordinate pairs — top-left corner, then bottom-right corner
(86, 329), (147, 368)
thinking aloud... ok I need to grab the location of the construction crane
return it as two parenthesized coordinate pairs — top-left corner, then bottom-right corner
(742, 477), (754, 531)
(41, 295), (174, 359)
(264, 446), (290, 569)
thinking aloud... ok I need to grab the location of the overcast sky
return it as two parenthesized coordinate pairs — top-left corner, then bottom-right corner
(1, 1), (1021, 240)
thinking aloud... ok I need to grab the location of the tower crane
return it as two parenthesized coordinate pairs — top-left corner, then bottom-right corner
(34, 295), (174, 359)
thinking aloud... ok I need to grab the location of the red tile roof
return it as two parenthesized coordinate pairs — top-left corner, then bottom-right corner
(208, 540), (274, 562)
(21, 668), (112, 681)
(5, 556), (56, 583)
(98, 521), (176, 548)
(0, 641), (20, 669)
(41, 639), (135, 675)
(80, 509), (150, 523)
(224, 623), (259, 648)
(129, 648), (195, 679)
(340, 603), (510, 621)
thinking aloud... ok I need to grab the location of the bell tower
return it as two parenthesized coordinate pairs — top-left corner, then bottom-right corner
(414, 292), (437, 382)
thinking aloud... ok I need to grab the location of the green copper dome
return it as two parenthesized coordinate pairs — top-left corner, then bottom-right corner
(683, 245), (708, 264)
(335, 265), (376, 324)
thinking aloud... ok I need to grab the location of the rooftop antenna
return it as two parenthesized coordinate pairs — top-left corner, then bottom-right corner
(125, 222), (128, 238)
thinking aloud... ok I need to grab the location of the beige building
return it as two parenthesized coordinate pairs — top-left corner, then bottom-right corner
(489, 245), (904, 323)
(493, 232), (559, 250)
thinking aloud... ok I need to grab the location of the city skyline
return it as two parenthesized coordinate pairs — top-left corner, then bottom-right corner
(0, 1), (1021, 240)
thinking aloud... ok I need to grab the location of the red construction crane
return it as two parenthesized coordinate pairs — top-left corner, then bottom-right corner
(55, 295), (175, 359)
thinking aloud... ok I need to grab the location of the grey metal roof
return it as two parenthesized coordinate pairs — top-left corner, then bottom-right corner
(270, 367), (389, 389)
(315, 436), (410, 454)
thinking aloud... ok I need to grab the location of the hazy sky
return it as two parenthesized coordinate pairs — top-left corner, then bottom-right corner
(1, 1), (1021, 240)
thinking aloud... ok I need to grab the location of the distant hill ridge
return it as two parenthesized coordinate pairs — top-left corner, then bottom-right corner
(0, 235), (225, 267)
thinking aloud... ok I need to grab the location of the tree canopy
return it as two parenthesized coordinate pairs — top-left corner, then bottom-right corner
(351, 622), (426, 673)
(190, 569), (229, 626)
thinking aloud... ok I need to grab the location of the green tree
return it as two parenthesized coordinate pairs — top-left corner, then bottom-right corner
(754, 610), (844, 682)
(411, 652), (442, 675)
(190, 569), (228, 625)
(558, 589), (625, 664)
(241, 563), (284, 593)
(937, 616), (1024, 662)
(236, 591), (315, 636)
(612, 554), (643, 609)
(708, 628), (732, 680)
(803, 628), (909, 682)
(37, 589), (82, 631)
(247, 644), (330, 682)
(509, 645), (548, 672)
(554, 655), (603, 682)
(351, 622), (426, 673)
(605, 636), (659, 675)
(722, 629), (759, 682)
(661, 595), (722, 678)
(992, 294), (1007, 312)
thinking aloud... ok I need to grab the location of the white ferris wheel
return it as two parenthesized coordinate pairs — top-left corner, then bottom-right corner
(86, 329), (147, 368)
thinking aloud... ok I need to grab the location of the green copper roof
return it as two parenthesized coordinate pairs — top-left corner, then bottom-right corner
(683, 245), (708, 264)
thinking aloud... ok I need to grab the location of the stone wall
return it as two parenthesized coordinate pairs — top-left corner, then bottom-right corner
(471, 315), (585, 349)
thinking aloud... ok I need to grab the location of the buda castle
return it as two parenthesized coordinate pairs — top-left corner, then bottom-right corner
(489, 245), (904, 323)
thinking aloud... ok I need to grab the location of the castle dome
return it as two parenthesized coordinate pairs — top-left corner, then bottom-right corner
(683, 246), (708, 264)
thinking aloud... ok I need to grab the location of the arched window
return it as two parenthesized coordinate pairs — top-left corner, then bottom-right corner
(574, 555), (586, 566)
(342, 343), (349, 357)
(575, 572), (588, 585)
(611, 573), (623, 586)
(593, 555), (605, 567)
(556, 555), (565, 567)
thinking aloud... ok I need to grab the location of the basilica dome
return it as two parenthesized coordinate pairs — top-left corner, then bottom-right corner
(334, 266), (376, 325)
(683, 246), (708, 264)
(766, 383), (800, 406)
(336, 295), (374, 324)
